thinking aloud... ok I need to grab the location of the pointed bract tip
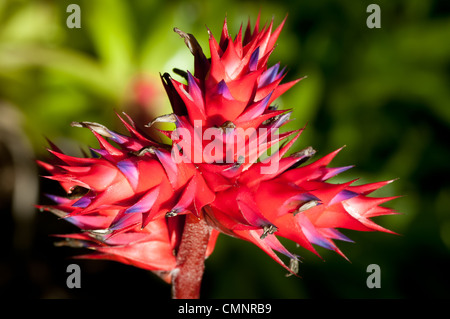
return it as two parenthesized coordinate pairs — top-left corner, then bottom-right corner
(145, 114), (177, 128)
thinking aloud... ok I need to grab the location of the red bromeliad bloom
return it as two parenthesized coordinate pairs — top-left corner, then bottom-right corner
(39, 16), (398, 298)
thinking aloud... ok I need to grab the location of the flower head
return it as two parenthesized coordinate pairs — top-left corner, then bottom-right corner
(39, 16), (398, 293)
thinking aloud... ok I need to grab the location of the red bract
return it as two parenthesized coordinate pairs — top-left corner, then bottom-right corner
(39, 16), (398, 298)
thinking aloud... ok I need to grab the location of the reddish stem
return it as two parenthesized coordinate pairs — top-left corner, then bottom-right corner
(172, 213), (211, 299)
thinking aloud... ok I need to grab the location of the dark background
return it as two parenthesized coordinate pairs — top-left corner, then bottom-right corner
(1, 0), (449, 298)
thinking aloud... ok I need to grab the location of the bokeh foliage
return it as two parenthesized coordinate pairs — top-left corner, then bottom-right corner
(1, 0), (449, 298)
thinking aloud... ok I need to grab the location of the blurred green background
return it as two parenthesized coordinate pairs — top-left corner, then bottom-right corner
(1, 0), (449, 299)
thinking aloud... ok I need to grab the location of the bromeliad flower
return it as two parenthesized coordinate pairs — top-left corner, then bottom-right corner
(39, 16), (398, 299)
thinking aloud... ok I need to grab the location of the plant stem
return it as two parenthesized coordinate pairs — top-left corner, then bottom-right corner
(172, 212), (211, 299)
